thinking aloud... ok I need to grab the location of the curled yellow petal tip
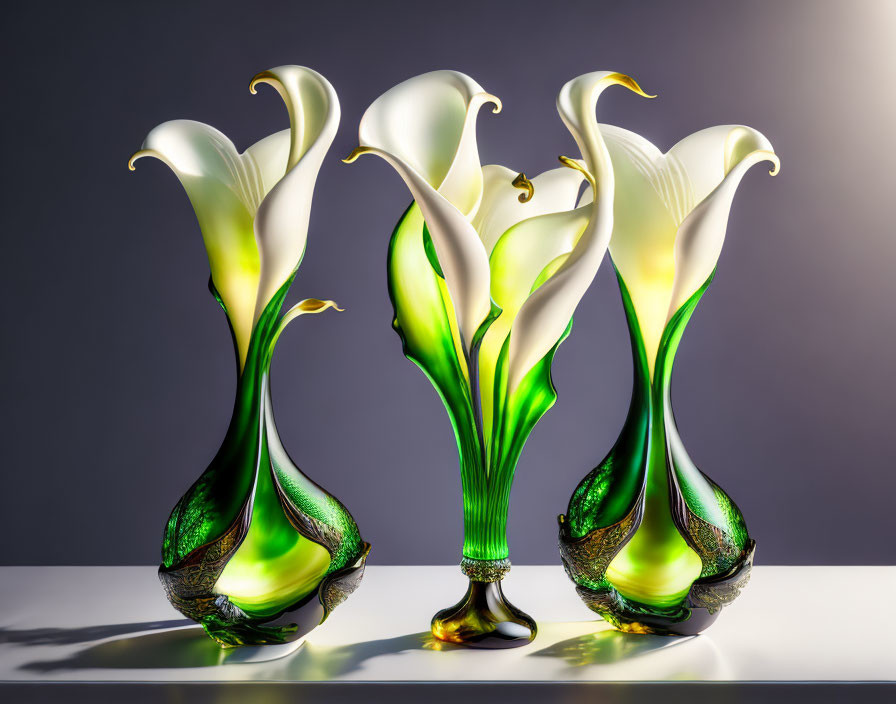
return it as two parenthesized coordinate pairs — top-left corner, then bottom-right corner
(484, 93), (503, 114)
(127, 150), (151, 171)
(297, 298), (344, 313)
(249, 70), (276, 95)
(558, 155), (596, 188)
(342, 146), (374, 164)
(741, 149), (781, 176)
(606, 72), (656, 99)
(512, 172), (535, 203)
(273, 299), (344, 343)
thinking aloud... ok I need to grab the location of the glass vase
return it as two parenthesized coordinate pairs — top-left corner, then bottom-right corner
(347, 69), (639, 648)
(159, 282), (370, 647)
(386, 204), (554, 649)
(559, 271), (754, 635)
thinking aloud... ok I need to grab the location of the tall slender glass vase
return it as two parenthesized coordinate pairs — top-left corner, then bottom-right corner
(346, 68), (649, 647)
(554, 96), (778, 636)
(559, 271), (754, 635)
(387, 204), (546, 649)
(130, 64), (369, 648)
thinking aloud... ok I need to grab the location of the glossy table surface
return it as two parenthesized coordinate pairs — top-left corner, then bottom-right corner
(0, 565), (893, 694)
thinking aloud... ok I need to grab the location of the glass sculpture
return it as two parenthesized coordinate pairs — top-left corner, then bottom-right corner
(345, 70), (649, 647)
(557, 72), (779, 635)
(129, 65), (369, 647)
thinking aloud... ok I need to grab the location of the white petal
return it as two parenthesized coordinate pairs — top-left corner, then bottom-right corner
(595, 124), (778, 375)
(356, 70), (500, 216)
(599, 124), (681, 374)
(251, 66), (340, 317)
(557, 72), (654, 186)
(129, 119), (260, 367)
(505, 74), (652, 393)
(569, 120), (779, 375)
(349, 71), (500, 350)
(668, 125), (776, 207)
(473, 165), (584, 255)
(490, 208), (592, 316)
(351, 146), (492, 350)
(667, 148), (779, 318)
(244, 129), (290, 198)
(505, 176), (607, 394)
(479, 166), (590, 415)
(480, 206), (590, 427)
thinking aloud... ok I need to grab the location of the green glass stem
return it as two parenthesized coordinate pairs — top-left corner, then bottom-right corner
(457, 357), (514, 564)
(444, 342), (537, 649)
(458, 449), (516, 563)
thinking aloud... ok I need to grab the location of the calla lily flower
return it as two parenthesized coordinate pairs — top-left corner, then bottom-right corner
(130, 65), (340, 369)
(345, 70), (502, 353)
(131, 66), (369, 648)
(587, 122), (779, 373)
(347, 70), (650, 646)
(558, 70), (779, 635)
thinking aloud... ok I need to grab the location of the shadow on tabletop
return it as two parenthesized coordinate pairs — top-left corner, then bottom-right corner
(528, 627), (692, 666)
(15, 620), (699, 676)
(0, 620), (191, 646)
(17, 624), (452, 676)
(282, 631), (459, 679)
(19, 626), (224, 671)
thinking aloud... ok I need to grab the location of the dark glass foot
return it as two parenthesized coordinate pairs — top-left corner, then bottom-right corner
(431, 579), (537, 648)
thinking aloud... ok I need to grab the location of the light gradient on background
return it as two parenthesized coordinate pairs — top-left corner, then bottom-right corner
(0, 0), (894, 567)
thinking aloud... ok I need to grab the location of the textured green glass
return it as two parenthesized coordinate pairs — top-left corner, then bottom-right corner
(388, 203), (569, 563)
(158, 276), (368, 646)
(559, 266), (753, 635)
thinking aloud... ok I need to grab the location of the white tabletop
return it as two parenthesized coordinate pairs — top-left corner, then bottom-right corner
(0, 565), (893, 686)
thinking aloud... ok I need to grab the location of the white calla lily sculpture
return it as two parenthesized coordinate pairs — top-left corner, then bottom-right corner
(130, 66), (369, 648)
(557, 72), (779, 635)
(346, 69), (651, 647)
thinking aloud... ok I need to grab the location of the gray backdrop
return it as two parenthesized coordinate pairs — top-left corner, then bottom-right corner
(2, 0), (894, 567)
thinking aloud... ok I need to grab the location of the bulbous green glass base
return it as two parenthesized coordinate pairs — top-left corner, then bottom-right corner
(159, 281), (370, 648)
(160, 543), (370, 647)
(431, 578), (537, 649)
(559, 272), (755, 636)
(561, 531), (754, 636)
